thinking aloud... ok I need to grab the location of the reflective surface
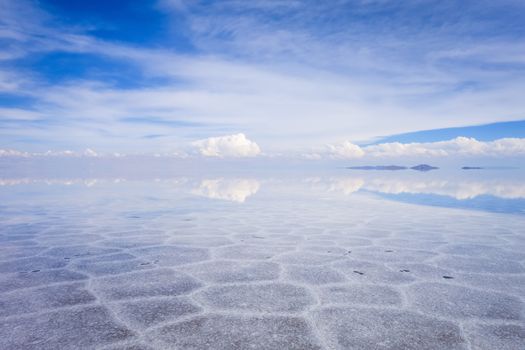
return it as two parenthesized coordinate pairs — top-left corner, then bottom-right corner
(0, 169), (524, 349)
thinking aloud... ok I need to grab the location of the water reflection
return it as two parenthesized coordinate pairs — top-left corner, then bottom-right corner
(1, 170), (525, 211)
(2, 175), (525, 201)
(328, 178), (365, 195)
(191, 178), (260, 203)
(1, 169), (524, 349)
(328, 176), (525, 199)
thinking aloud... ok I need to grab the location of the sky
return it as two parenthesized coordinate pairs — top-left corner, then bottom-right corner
(0, 0), (525, 160)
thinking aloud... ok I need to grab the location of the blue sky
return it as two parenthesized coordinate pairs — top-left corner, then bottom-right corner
(0, 0), (525, 158)
(371, 120), (525, 145)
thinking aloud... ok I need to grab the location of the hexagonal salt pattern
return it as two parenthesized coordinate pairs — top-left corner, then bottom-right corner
(0, 306), (135, 350)
(407, 282), (523, 320)
(194, 282), (315, 312)
(312, 307), (468, 350)
(147, 314), (323, 350)
(0, 178), (524, 349)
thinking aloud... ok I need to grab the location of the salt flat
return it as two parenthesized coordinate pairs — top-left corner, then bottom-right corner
(0, 174), (524, 349)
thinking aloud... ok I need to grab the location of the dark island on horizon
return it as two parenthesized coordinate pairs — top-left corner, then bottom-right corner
(347, 164), (439, 172)
(462, 166), (484, 170)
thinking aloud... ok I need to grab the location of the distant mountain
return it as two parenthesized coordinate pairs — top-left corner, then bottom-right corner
(410, 164), (439, 171)
(347, 164), (438, 171)
(462, 166), (483, 170)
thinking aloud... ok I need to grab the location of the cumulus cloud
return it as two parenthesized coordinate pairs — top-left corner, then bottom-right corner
(192, 133), (261, 157)
(2, 136), (525, 159)
(192, 178), (260, 202)
(83, 148), (98, 157)
(322, 137), (525, 159)
(326, 141), (365, 159)
(366, 137), (525, 157)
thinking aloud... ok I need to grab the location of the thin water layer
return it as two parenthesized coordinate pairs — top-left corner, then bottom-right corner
(0, 171), (524, 349)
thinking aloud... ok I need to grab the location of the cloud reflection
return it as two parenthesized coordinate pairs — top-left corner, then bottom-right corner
(1, 174), (524, 201)
(328, 177), (525, 200)
(191, 178), (260, 203)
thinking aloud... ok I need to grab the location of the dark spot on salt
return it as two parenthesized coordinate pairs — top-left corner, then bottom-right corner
(442, 275), (454, 279)
(400, 269), (410, 273)
(140, 262), (150, 266)
(385, 250), (394, 253)
(353, 270), (365, 275)
(31, 269), (40, 273)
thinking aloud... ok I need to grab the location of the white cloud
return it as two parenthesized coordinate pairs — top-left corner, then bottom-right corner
(192, 133), (261, 157)
(0, 149), (29, 157)
(2, 136), (524, 159)
(321, 137), (525, 159)
(83, 148), (98, 157)
(364, 141), (449, 157)
(2, 1), (525, 153)
(301, 152), (322, 160)
(366, 137), (525, 157)
(191, 178), (260, 202)
(326, 141), (365, 159)
(0, 148), (100, 157)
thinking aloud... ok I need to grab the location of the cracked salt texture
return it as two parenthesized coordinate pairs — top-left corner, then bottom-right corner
(148, 314), (323, 349)
(463, 323), (525, 350)
(407, 282), (523, 320)
(0, 268), (88, 292)
(180, 260), (280, 283)
(131, 245), (210, 266)
(319, 284), (402, 306)
(0, 282), (96, 317)
(0, 256), (68, 273)
(195, 282), (315, 312)
(313, 306), (467, 350)
(284, 264), (346, 285)
(91, 268), (202, 300)
(112, 297), (201, 328)
(0, 305), (134, 350)
(1, 176), (524, 349)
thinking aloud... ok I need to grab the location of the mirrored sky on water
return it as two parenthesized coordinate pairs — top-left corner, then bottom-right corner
(1, 166), (525, 215)
(1, 165), (525, 349)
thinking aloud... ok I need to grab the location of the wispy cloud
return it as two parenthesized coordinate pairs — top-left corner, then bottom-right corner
(0, 0), (524, 154)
